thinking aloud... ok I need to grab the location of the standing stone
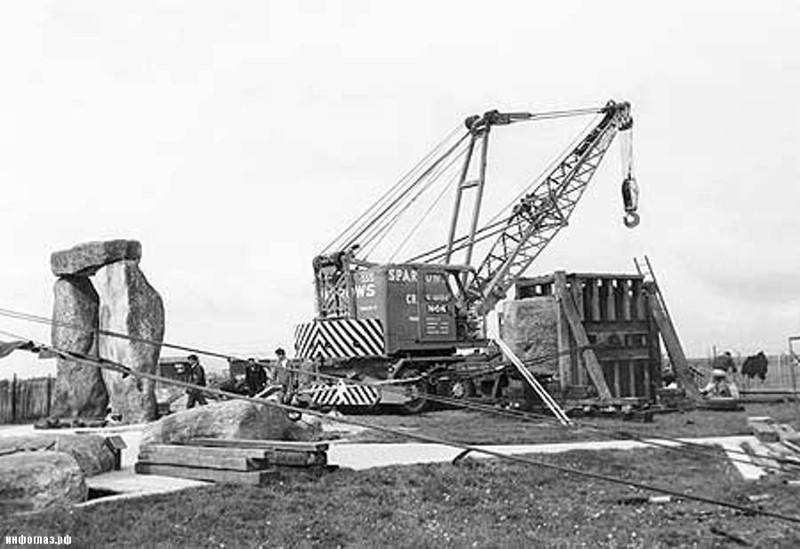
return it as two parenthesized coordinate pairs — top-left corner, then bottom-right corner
(51, 277), (108, 419)
(97, 260), (164, 424)
(500, 298), (560, 374)
(51, 239), (141, 277)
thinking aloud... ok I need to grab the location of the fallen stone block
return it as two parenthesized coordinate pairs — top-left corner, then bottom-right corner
(141, 399), (294, 447)
(0, 451), (87, 512)
(0, 433), (116, 476)
(284, 414), (324, 442)
(51, 239), (141, 277)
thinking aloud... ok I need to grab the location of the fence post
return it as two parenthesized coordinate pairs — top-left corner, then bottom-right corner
(46, 375), (52, 417)
(11, 374), (17, 423)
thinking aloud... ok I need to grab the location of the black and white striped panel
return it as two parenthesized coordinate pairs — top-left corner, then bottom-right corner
(294, 319), (385, 359)
(309, 382), (380, 407)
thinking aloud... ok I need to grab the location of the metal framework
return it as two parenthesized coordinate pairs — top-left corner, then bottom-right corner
(312, 101), (634, 322)
(469, 101), (632, 315)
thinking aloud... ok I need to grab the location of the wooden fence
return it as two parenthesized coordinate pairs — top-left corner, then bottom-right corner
(0, 376), (55, 424)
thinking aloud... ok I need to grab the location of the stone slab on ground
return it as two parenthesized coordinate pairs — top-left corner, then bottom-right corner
(140, 400), (294, 447)
(51, 240), (142, 277)
(0, 451), (86, 512)
(0, 433), (116, 476)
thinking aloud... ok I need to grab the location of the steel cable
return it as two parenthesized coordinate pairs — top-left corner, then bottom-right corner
(2, 324), (798, 526)
(0, 306), (793, 472)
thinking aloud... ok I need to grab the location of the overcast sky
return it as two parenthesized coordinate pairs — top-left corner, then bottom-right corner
(2, 1), (799, 378)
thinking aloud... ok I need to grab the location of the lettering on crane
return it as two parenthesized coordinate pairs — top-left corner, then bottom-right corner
(354, 283), (376, 298)
(388, 268), (418, 283)
(426, 303), (448, 315)
(425, 273), (446, 285)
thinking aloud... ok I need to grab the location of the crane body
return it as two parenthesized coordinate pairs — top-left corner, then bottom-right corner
(295, 100), (637, 412)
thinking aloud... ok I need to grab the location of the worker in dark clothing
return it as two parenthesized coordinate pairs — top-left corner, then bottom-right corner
(245, 358), (268, 396)
(712, 351), (737, 374)
(186, 354), (208, 408)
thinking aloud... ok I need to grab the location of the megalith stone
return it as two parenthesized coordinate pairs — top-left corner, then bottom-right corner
(500, 298), (560, 373)
(141, 399), (294, 447)
(51, 239), (141, 277)
(97, 260), (164, 424)
(51, 277), (108, 419)
(0, 434), (116, 476)
(0, 451), (87, 512)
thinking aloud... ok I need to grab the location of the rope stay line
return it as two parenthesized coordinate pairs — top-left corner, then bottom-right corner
(335, 129), (470, 257)
(0, 306), (795, 473)
(0, 326), (798, 526)
(359, 137), (472, 259)
(322, 123), (466, 255)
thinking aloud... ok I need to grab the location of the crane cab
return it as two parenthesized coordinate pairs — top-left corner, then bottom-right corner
(297, 258), (485, 361)
(352, 263), (482, 355)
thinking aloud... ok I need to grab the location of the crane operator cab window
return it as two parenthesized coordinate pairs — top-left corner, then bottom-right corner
(439, 269), (476, 342)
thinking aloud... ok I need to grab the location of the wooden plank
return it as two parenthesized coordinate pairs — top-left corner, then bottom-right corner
(134, 462), (275, 484)
(594, 348), (653, 361)
(139, 452), (256, 471)
(647, 292), (700, 401)
(632, 279), (645, 320)
(571, 278), (585, 321)
(144, 444), (272, 459)
(139, 446), (328, 469)
(620, 280), (632, 321)
(571, 272), (644, 281)
(604, 280), (615, 321)
(555, 285), (613, 400)
(187, 439), (330, 452)
(629, 361), (637, 398)
(554, 272), (572, 388)
(589, 279), (601, 321)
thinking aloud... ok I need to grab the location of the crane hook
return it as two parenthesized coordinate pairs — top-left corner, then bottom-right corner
(621, 175), (640, 228)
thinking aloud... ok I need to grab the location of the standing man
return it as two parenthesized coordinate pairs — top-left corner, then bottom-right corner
(186, 354), (208, 408)
(245, 358), (268, 396)
(271, 348), (294, 401)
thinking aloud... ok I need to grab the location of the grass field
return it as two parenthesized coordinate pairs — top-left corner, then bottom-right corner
(3, 447), (799, 547)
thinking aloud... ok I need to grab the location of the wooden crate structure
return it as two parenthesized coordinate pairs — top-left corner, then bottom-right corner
(509, 271), (662, 402)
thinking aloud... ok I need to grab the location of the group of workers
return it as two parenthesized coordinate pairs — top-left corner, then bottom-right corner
(662, 350), (741, 400)
(184, 347), (298, 409)
(700, 351), (740, 399)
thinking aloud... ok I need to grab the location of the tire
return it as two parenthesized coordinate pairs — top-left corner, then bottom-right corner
(395, 366), (430, 414)
(449, 379), (476, 400)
